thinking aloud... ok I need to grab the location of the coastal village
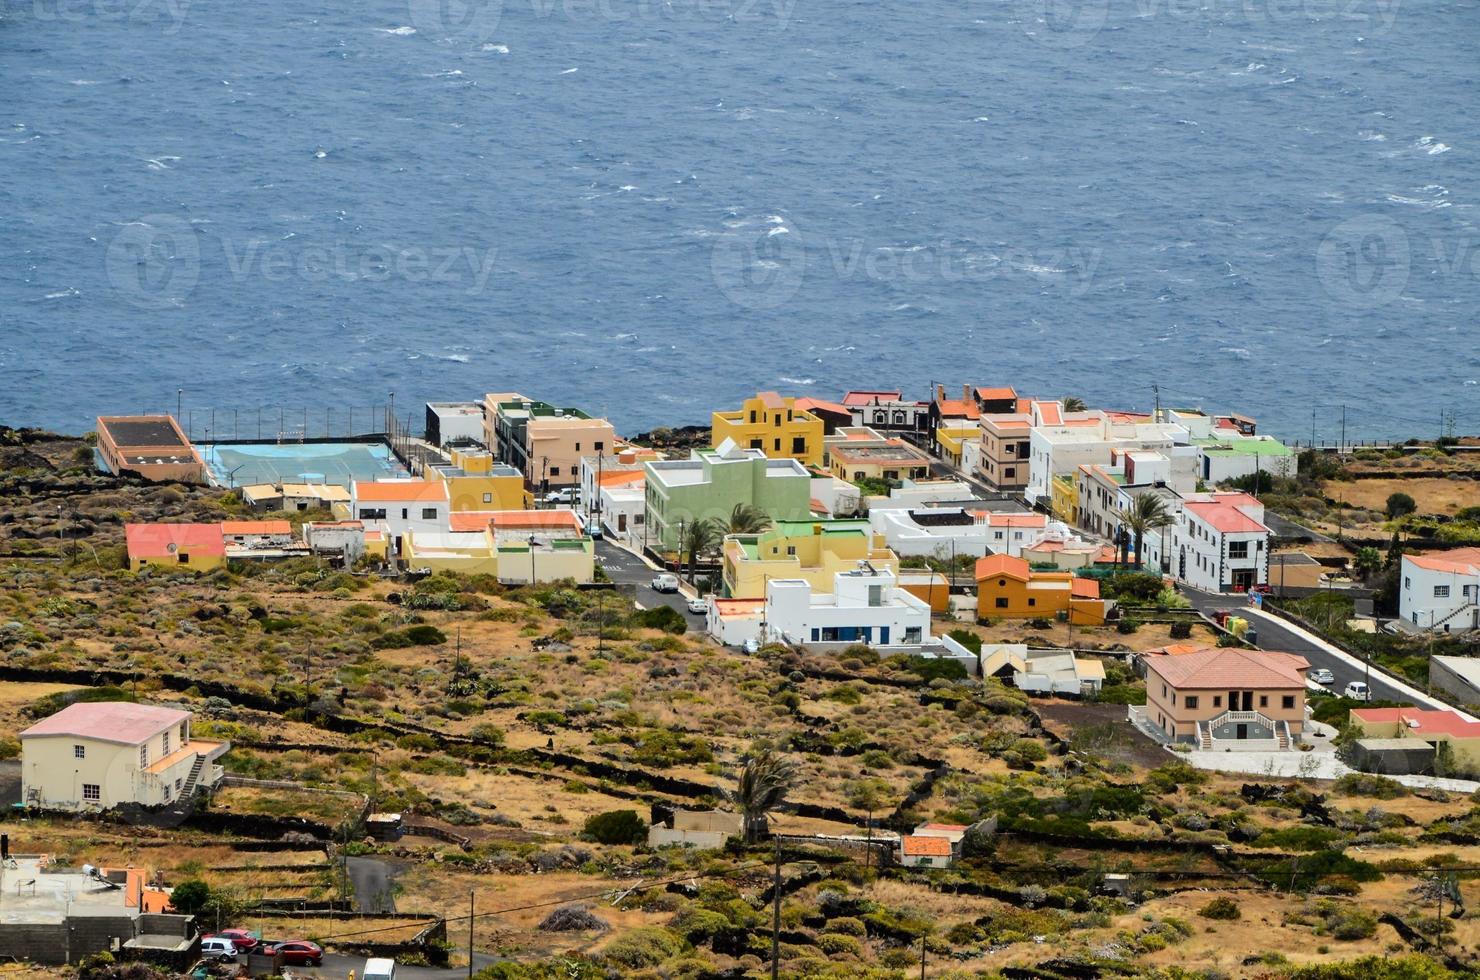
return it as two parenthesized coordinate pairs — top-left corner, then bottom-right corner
(1, 384), (1479, 979)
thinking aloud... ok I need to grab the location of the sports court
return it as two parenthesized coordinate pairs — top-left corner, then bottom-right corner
(200, 442), (407, 489)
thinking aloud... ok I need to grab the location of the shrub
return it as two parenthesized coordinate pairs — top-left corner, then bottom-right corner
(632, 605), (686, 634)
(1386, 492), (1417, 518)
(826, 916), (866, 936)
(1198, 897), (1241, 920)
(600, 927), (685, 968)
(1169, 621), (1193, 639)
(581, 809), (647, 845)
(816, 933), (863, 956)
(1116, 619), (1139, 634)
(167, 879), (212, 915)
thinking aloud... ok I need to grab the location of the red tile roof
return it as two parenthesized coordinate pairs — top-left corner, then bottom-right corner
(936, 399), (980, 420)
(983, 512), (1047, 528)
(1406, 549), (1480, 576)
(842, 390), (903, 407)
(1352, 707), (1480, 738)
(1184, 498), (1268, 534)
(901, 835), (954, 857)
(486, 510), (583, 530)
(1070, 578), (1101, 599)
(1034, 401), (1064, 425)
(125, 523), (226, 559)
(1146, 647), (1308, 690)
(598, 470), (647, 487)
(21, 701), (191, 745)
(448, 512), (497, 532)
(794, 397), (852, 418)
(974, 387), (1018, 401)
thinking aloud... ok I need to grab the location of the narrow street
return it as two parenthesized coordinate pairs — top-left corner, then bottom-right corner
(594, 538), (708, 629)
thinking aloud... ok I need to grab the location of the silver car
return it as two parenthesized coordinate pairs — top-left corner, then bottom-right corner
(1310, 668), (1335, 685)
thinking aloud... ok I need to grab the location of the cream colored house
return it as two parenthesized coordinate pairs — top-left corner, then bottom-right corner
(1142, 647), (1309, 751)
(19, 702), (228, 811)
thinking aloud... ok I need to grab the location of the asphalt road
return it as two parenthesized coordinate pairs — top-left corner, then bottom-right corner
(240, 950), (501, 980)
(1182, 586), (1420, 705)
(594, 538), (707, 628)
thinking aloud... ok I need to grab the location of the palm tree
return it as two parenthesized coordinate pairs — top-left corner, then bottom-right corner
(727, 502), (772, 534)
(681, 518), (723, 584)
(1113, 492), (1175, 570)
(1062, 396), (1087, 413)
(724, 748), (799, 843)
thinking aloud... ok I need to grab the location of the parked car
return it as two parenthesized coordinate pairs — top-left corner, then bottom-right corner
(363, 957), (398, 980)
(199, 938), (238, 963)
(1344, 681), (1370, 701)
(686, 595), (709, 614)
(651, 573), (680, 593)
(543, 488), (578, 505)
(1310, 668), (1335, 686)
(262, 940), (324, 967)
(743, 636), (759, 654)
(203, 929), (259, 953)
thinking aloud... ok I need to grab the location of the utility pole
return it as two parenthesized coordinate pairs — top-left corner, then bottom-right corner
(176, 388), (183, 422)
(770, 836), (782, 980)
(468, 890), (475, 980)
(1339, 404), (1346, 457)
(1152, 383), (1160, 422)
(919, 931), (927, 979)
(1310, 407), (1316, 449)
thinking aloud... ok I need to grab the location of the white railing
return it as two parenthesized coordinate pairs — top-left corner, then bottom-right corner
(1217, 710), (1275, 728)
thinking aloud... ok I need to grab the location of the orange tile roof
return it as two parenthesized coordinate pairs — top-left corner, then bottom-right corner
(220, 520), (292, 535)
(1149, 643), (1206, 657)
(1406, 548), (1480, 576)
(353, 480), (448, 503)
(794, 397), (852, 417)
(1034, 401), (1063, 425)
(842, 390), (902, 406)
(598, 470), (647, 487)
(125, 523), (225, 559)
(983, 512), (1047, 528)
(936, 399), (980, 420)
(975, 553), (1030, 581)
(1146, 647), (1308, 690)
(713, 598), (765, 614)
(449, 512), (497, 532)
(918, 822), (968, 832)
(974, 387), (1017, 401)
(901, 835), (954, 857)
(1184, 498), (1268, 534)
(1070, 578), (1101, 599)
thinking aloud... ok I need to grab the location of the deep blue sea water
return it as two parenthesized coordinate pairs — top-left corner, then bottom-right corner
(2, 0), (1477, 442)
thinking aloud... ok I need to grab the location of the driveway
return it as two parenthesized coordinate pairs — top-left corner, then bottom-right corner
(1181, 587), (1446, 709)
(594, 539), (707, 630)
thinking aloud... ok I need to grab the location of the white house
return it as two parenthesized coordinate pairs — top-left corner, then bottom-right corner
(1145, 491), (1271, 593)
(350, 479), (450, 555)
(1400, 550), (1480, 633)
(303, 520), (368, 563)
(425, 401), (487, 448)
(1195, 435), (1296, 485)
(868, 507), (1049, 559)
(20, 702), (228, 811)
(1025, 403), (1188, 506)
(867, 478), (976, 511)
(764, 567), (931, 648)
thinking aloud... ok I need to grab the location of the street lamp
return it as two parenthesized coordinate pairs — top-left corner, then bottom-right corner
(528, 534), (538, 585)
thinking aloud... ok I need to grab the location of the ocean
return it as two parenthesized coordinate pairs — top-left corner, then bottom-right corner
(1, 0), (1476, 442)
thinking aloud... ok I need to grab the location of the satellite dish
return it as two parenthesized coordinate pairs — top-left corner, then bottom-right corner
(166, 543), (178, 553)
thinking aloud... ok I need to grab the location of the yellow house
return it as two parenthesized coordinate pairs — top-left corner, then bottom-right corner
(826, 428), (933, 484)
(124, 523), (226, 573)
(364, 529), (389, 561)
(935, 423), (979, 471)
(429, 451), (530, 512)
(402, 529), (500, 575)
(721, 519), (899, 598)
(974, 554), (1107, 624)
(1050, 472), (1079, 525)
(712, 392), (825, 466)
(1349, 708), (1480, 771)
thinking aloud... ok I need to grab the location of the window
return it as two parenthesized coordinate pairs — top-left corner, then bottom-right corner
(1259, 695), (1268, 707)
(1162, 684), (1168, 697)
(358, 508), (386, 520)
(574, 442), (580, 452)
(1436, 585), (1451, 598)
(162, 731), (170, 754)
(178, 553), (189, 564)
(1170, 692), (1176, 705)
(421, 507), (438, 520)
(749, 411), (757, 424)
(180, 722), (188, 742)
(175, 778), (183, 792)
(1005, 466), (1016, 479)
(140, 745), (149, 767)
(1213, 696), (1222, 707)
(550, 467), (560, 476)
(1282, 695), (1296, 709)
(401, 508), (409, 519)
(82, 784), (100, 802)
(995, 597), (1009, 608)
(1228, 541), (1249, 559)
(1027, 598), (1036, 607)
(1404, 576), (1411, 589)
(74, 744), (85, 759)
(482, 492), (493, 503)
(1185, 696), (1199, 709)
(774, 414), (782, 427)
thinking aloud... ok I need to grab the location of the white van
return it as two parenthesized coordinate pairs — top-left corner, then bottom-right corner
(1344, 681), (1370, 701)
(363, 957), (397, 980)
(200, 938), (238, 962)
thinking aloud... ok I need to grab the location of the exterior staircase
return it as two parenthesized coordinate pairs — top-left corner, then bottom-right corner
(1431, 603), (1479, 632)
(1198, 721), (1213, 750)
(178, 756), (206, 802)
(1277, 722), (1291, 751)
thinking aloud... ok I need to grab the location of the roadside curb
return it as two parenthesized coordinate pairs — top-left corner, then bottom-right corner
(1242, 607), (1472, 719)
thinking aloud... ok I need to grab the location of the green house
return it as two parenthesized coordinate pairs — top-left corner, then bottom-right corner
(643, 445), (813, 551)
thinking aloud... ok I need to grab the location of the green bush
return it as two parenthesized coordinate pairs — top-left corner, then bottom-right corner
(581, 809), (647, 845)
(826, 916), (866, 936)
(816, 933), (863, 956)
(167, 879), (212, 915)
(600, 927), (685, 968)
(1386, 492), (1417, 518)
(945, 629), (982, 654)
(1169, 621), (1193, 639)
(1198, 897), (1241, 920)
(632, 605), (687, 634)
(1116, 619), (1139, 634)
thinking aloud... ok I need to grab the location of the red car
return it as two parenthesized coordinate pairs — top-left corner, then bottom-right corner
(262, 940), (324, 967)
(204, 929), (260, 953)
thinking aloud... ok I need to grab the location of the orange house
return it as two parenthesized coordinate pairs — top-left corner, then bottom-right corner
(974, 554), (1107, 624)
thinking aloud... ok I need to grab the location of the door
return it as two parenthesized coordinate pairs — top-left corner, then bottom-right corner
(1236, 724), (1248, 740)
(1242, 691), (1254, 711)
